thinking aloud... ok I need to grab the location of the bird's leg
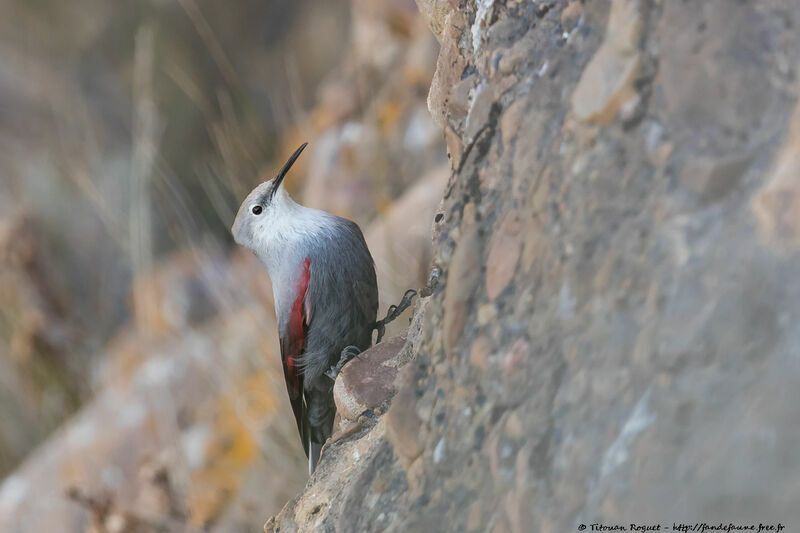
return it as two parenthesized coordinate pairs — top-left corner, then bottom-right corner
(373, 289), (417, 344)
(325, 345), (362, 380)
(326, 289), (418, 381)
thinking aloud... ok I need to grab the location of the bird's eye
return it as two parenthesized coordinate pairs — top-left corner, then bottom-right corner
(251, 205), (263, 215)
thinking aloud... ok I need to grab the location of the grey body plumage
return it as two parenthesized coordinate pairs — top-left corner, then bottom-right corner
(231, 143), (378, 474)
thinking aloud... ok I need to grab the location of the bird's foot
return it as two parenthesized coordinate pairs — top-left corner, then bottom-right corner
(373, 289), (417, 344)
(325, 345), (361, 380)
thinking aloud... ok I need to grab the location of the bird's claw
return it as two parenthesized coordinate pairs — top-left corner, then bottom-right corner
(325, 345), (362, 380)
(373, 289), (417, 344)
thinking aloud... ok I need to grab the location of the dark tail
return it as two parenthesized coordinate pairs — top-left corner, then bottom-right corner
(309, 440), (323, 474)
(304, 378), (336, 474)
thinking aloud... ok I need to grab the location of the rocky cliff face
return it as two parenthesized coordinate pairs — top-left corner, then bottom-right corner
(269, 1), (800, 531)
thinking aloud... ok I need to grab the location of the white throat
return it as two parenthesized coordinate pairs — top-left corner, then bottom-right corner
(253, 187), (331, 277)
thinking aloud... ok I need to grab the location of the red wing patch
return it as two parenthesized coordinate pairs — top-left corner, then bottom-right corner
(279, 258), (311, 455)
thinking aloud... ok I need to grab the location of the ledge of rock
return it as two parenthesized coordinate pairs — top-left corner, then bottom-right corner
(334, 335), (407, 423)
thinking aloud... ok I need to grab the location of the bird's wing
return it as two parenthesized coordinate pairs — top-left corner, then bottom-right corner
(279, 257), (312, 457)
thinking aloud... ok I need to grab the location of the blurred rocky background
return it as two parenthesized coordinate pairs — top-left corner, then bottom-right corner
(0, 0), (444, 531)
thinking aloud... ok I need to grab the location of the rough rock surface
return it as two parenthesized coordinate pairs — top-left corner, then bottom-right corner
(334, 334), (406, 422)
(269, 1), (800, 531)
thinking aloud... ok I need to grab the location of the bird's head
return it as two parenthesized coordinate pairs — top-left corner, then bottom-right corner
(231, 142), (308, 251)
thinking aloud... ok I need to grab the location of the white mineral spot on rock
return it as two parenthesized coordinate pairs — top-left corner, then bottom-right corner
(433, 437), (446, 464)
(467, 80), (487, 120)
(600, 389), (655, 479)
(472, 0), (495, 54)
(118, 401), (146, 429)
(558, 282), (576, 319)
(664, 218), (690, 267)
(571, 153), (589, 176)
(137, 356), (174, 386)
(537, 61), (549, 77)
(366, 492), (379, 509)
(68, 416), (97, 449)
(353, 449), (361, 464)
(106, 514), (126, 532)
(0, 476), (28, 512)
(463, 407), (472, 418)
(645, 121), (664, 153)
(341, 121), (363, 144)
(182, 425), (211, 469)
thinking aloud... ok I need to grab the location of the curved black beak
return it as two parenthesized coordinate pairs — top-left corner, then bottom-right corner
(270, 142), (308, 197)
